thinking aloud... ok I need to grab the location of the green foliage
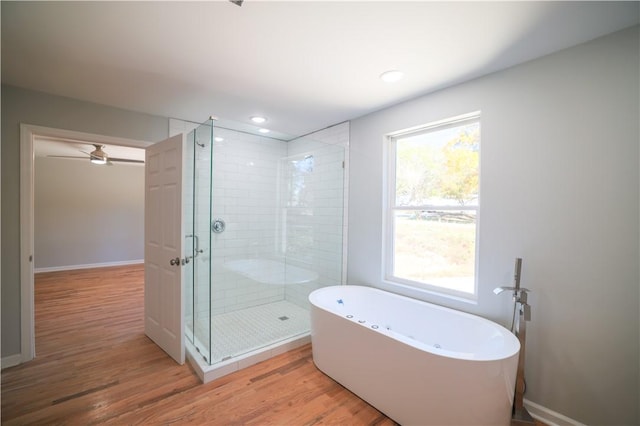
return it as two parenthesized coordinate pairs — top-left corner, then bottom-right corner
(396, 125), (479, 206)
(441, 128), (479, 205)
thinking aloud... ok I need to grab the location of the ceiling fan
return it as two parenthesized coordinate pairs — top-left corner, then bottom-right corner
(50, 144), (145, 165)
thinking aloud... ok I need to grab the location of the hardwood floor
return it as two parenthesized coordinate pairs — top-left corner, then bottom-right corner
(1, 265), (395, 425)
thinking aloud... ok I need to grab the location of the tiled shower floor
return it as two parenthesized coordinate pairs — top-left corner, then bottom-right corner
(191, 300), (310, 364)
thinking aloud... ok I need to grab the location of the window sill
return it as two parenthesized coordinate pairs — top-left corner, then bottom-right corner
(378, 279), (478, 307)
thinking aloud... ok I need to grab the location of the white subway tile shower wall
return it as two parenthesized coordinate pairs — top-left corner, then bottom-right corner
(171, 119), (349, 327)
(283, 122), (349, 309)
(297, 122), (350, 287)
(209, 128), (288, 315)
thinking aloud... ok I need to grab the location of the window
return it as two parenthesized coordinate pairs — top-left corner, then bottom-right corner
(385, 114), (480, 297)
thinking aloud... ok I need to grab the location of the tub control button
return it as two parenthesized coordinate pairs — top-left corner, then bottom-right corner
(358, 320), (366, 324)
(371, 325), (379, 329)
(346, 315), (353, 319)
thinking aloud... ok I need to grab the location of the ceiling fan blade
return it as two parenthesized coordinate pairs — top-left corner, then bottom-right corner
(109, 157), (145, 164)
(47, 155), (87, 159)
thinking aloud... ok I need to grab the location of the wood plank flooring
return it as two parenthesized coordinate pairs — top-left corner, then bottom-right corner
(1, 265), (396, 425)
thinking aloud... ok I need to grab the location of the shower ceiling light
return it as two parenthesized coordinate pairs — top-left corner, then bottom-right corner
(380, 70), (404, 83)
(214, 137), (224, 142)
(258, 128), (270, 134)
(250, 116), (267, 124)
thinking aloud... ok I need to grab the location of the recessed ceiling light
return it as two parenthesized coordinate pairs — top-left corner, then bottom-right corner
(258, 128), (270, 134)
(251, 116), (267, 124)
(214, 137), (224, 142)
(380, 70), (404, 83)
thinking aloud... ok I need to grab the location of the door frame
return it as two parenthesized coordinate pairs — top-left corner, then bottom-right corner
(19, 123), (150, 362)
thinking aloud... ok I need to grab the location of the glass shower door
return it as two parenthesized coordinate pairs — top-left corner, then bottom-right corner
(186, 119), (214, 364)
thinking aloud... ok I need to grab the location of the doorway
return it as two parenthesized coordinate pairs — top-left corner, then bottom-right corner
(19, 124), (150, 362)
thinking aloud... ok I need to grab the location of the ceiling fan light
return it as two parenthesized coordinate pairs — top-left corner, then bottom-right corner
(89, 144), (108, 164)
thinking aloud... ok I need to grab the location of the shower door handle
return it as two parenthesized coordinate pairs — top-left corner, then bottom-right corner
(193, 234), (203, 254)
(186, 234), (204, 257)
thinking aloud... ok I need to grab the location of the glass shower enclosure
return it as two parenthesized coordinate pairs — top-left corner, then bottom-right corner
(184, 119), (213, 361)
(184, 119), (345, 369)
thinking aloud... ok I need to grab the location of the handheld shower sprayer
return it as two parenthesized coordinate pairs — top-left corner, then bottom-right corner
(493, 259), (531, 322)
(494, 257), (532, 326)
(494, 258), (535, 424)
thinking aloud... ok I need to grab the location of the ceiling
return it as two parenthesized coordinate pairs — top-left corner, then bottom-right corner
(3, 1), (639, 140)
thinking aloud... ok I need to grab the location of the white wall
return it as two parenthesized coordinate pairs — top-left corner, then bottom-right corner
(34, 157), (144, 270)
(348, 26), (639, 425)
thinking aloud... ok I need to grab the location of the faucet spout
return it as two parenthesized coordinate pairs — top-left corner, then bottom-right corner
(494, 258), (527, 297)
(493, 286), (515, 295)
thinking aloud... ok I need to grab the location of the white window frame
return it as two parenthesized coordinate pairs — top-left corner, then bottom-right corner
(383, 112), (481, 299)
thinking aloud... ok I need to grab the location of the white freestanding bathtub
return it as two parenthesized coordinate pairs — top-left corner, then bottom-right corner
(309, 285), (520, 426)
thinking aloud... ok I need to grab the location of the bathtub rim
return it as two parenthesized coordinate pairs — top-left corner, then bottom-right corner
(309, 284), (520, 362)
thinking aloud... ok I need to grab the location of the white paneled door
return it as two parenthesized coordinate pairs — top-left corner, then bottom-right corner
(144, 134), (185, 364)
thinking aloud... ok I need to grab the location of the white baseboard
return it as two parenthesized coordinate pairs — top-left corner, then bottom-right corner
(1, 354), (22, 370)
(35, 259), (143, 273)
(525, 399), (586, 426)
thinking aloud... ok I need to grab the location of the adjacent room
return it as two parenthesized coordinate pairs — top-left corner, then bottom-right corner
(1, 2), (638, 425)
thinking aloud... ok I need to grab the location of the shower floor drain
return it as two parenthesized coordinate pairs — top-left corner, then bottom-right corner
(278, 316), (290, 321)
